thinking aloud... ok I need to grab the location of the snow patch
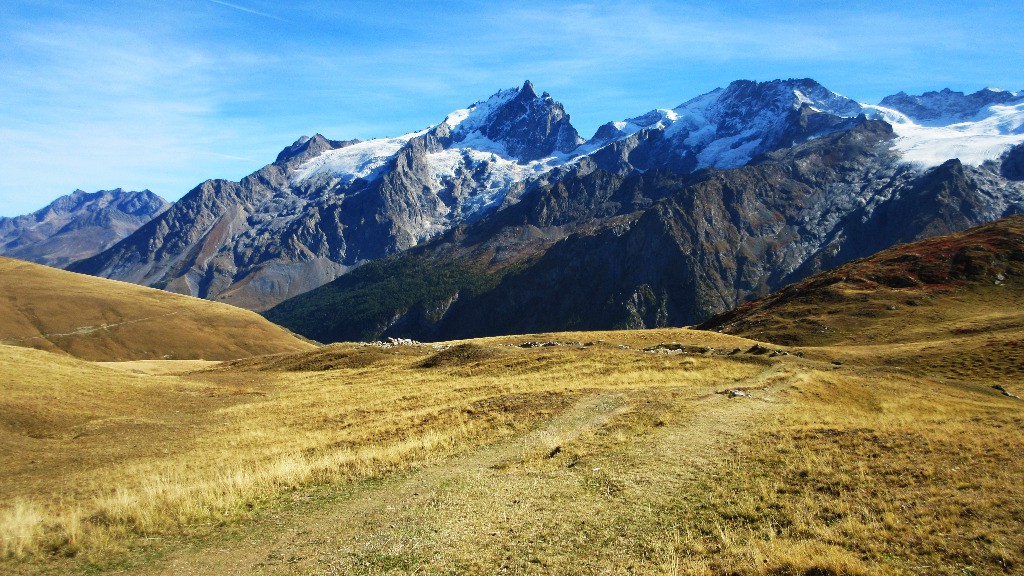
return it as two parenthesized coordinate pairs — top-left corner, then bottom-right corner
(426, 130), (570, 218)
(291, 130), (426, 183)
(865, 101), (1024, 168)
(696, 130), (764, 170)
(444, 87), (522, 135)
(443, 107), (471, 128)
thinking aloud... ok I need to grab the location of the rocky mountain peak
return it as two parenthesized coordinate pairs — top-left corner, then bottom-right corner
(36, 188), (166, 219)
(518, 79), (539, 100)
(583, 78), (872, 178)
(698, 78), (863, 132)
(45, 189), (100, 215)
(275, 133), (358, 165)
(445, 81), (583, 162)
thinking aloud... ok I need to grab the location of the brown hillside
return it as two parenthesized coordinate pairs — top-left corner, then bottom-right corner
(0, 257), (314, 361)
(699, 214), (1024, 351)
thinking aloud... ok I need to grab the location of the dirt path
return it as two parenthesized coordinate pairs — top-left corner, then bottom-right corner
(136, 365), (796, 575)
(0, 311), (181, 344)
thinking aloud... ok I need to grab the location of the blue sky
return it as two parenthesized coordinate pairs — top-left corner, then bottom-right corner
(1, 0), (1021, 216)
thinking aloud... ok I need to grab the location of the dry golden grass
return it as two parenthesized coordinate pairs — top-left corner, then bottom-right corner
(0, 334), (762, 571)
(2, 323), (1021, 575)
(0, 257), (313, 361)
(95, 360), (222, 375)
(674, 370), (1024, 575)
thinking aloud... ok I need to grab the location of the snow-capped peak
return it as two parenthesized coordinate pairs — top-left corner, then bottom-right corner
(442, 84), (526, 132)
(702, 79), (863, 121)
(588, 79), (867, 171)
(441, 81), (582, 163)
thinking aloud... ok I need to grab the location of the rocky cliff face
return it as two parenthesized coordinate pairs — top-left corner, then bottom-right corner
(0, 189), (168, 268)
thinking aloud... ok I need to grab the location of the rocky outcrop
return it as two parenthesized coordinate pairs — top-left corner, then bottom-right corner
(1000, 144), (1024, 181)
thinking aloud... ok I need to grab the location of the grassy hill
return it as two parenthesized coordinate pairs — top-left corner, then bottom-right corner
(699, 215), (1024, 386)
(699, 214), (1024, 346)
(0, 257), (313, 361)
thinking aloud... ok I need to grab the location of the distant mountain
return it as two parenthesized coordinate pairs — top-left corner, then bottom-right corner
(585, 78), (865, 174)
(69, 79), (1024, 327)
(869, 87), (1024, 167)
(0, 189), (168, 268)
(879, 87), (1020, 123)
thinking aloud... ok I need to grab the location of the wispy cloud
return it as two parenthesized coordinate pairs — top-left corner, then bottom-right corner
(0, 16), (291, 215)
(207, 0), (290, 23)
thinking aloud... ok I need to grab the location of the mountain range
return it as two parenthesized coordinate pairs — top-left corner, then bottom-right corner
(39, 79), (1024, 341)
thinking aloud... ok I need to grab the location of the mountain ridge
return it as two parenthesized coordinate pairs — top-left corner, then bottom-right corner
(66, 79), (1024, 318)
(879, 87), (1021, 123)
(264, 117), (1024, 343)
